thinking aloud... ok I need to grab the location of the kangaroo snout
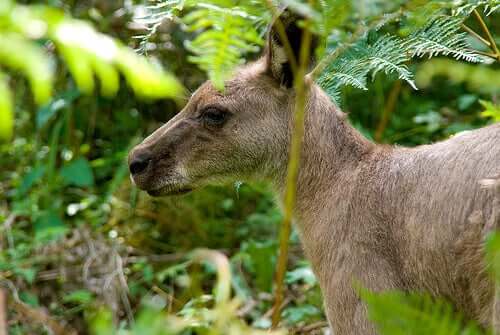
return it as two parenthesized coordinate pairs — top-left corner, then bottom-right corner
(129, 147), (152, 176)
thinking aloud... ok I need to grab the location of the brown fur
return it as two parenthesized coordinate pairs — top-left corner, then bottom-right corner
(129, 17), (500, 334)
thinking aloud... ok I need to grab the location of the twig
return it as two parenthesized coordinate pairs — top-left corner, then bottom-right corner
(190, 249), (231, 306)
(9, 294), (77, 335)
(271, 6), (313, 328)
(293, 321), (330, 333)
(461, 23), (491, 47)
(0, 289), (6, 335)
(472, 9), (500, 61)
(3, 213), (16, 249)
(374, 80), (402, 142)
(474, 49), (499, 60)
(114, 251), (134, 326)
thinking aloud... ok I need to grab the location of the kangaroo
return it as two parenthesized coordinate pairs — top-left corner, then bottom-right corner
(128, 12), (500, 334)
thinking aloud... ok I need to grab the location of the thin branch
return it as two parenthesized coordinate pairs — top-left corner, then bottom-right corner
(461, 23), (491, 47)
(474, 49), (499, 60)
(473, 9), (500, 60)
(0, 289), (6, 335)
(9, 294), (77, 335)
(375, 80), (402, 142)
(271, 9), (313, 329)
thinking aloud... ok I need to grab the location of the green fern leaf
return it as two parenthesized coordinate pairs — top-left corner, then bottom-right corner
(360, 289), (485, 335)
(406, 16), (482, 63)
(453, 0), (500, 16)
(317, 35), (416, 104)
(183, 3), (263, 89)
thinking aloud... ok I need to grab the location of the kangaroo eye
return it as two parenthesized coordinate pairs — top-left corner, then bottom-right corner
(200, 108), (230, 127)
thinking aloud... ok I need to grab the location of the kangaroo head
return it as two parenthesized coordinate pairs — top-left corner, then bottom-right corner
(129, 12), (315, 196)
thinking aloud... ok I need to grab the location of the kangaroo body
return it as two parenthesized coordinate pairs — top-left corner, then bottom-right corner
(129, 11), (500, 333)
(288, 85), (499, 333)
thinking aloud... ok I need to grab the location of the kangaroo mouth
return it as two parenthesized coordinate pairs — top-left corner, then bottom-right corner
(146, 184), (193, 197)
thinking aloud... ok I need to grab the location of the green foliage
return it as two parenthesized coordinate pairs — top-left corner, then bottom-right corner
(183, 3), (264, 90)
(142, 0), (267, 89)
(416, 59), (500, 94)
(318, 12), (483, 103)
(1, 1), (498, 334)
(480, 100), (500, 122)
(454, 0), (500, 16)
(0, 0), (182, 140)
(318, 34), (417, 102)
(0, 72), (13, 140)
(361, 289), (484, 335)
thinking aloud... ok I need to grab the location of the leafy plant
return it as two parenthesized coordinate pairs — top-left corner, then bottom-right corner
(139, 0), (269, 89)
(361, 289), (484, 335)
(0, 0), (182, 140)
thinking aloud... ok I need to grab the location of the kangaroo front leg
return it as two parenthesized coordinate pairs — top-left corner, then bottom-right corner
(323, 257), (403, 335)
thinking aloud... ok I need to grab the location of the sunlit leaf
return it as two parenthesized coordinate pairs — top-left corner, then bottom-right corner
(485, 232), (500, 282)
(0, 72), (13, 141)
(0, 33), (53, 104)
(87, 306), (114, 335)
(480, 100), (500, 122)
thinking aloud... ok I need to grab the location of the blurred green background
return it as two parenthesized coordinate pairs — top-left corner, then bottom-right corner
(0, 1), (499, 334)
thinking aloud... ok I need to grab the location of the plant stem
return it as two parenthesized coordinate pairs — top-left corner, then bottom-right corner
(473, 9), (500, 61)
(271, 14), (313, 330)
(0, 289), (6, 335)
(374, 80), (402, 142)
(461, 23), (491, 47)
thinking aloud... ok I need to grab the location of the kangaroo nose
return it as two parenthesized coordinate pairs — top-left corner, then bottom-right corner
(129, 150), (151, 175)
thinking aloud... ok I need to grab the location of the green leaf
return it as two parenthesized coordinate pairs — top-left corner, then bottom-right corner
(63, 290), (93, 304)
(485, 232), (500, 283)
(36, 89), (80, 129)
(282, 305), (321, 324)
(182, 3), (264, 89)
(285, 265), (317, 286)
(60, 157), (95, 187)
(2, 4), (183, 100)
(242, 240), (276, 292)
(360, 289), (483, 335)
(480, 100), (500, 122)
(34, 210), (67, 242)
(87, 306), (115, 335)
(0, 72), (13, 141)
(0, 33), (53, 104)
(19, 291), (40, 307)
(14, 267), (37, 284)
(16, 166), (45, 197)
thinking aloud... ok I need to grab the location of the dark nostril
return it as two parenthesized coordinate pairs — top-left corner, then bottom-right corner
(129, 155), (151, 175)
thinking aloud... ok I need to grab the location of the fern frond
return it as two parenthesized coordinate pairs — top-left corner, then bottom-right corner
(368, 36), (416, 89)
(317, 35), (416, 104)
(183, 3), (263, 89)
(134, 0), (185, 54)
(361, 289), (484, 335)
(317, 12), (483, 104)
(140, 1), (265, 89)
(453, 0), (500, 16)
(406, 16), (482, 63)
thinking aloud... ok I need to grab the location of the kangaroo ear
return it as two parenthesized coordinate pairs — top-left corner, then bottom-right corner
(265, 9), (317, 88)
